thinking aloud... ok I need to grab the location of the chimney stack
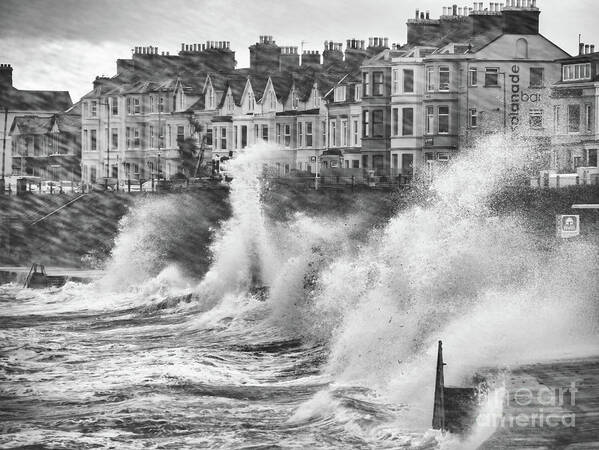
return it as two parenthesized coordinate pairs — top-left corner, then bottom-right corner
(0, 63), (13, 90)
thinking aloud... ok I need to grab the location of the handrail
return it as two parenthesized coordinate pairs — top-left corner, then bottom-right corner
(30, 194), (87, 226)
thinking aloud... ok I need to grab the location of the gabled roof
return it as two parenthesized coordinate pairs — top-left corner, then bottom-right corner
(0, 88), (72, 112)
(10, 112), (81, 136)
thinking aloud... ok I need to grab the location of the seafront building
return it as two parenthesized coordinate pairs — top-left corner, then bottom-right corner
(4, 0), (596, 189)
(0, 64), (73, 184)
(360, 0), (570, 179)
(9, 103), (81, 181)
(549, 43), (599, 179)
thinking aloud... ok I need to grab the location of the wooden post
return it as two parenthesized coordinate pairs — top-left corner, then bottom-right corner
(432, 340), (446, 430)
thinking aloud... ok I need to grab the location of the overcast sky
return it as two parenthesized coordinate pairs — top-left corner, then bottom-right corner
(1, 0), (596, 101)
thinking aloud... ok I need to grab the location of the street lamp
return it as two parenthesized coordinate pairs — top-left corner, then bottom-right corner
(1, 106), (8, 194)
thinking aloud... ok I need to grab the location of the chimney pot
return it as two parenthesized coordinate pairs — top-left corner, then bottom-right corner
(415, 8), (419, 18)
(384, 37), (389, 47)
(443, 6), (447, 14)
(591, 45), (595, 53)
(531, 0), (536, 6)
(585, 44), (590, 54)
(579, 42), (585, 55)
(181, 43), (185, 51)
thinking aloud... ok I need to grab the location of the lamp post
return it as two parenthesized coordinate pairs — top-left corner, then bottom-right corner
(1, 106), (8, 194)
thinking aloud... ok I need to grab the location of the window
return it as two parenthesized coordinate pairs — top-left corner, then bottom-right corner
(284, 124), (291, 147)
(553, 105), (561, 133)
(150, 126), (155, 147)
(133, 128), (140, 147)
(469, 67), (478, 86)
(438, 106), (449, 134)
(159, 125), (165, 148)
(158, 96), (165, 113)
(485, 67), (499, 87)
(402, 108), (414, 136)
(270, 93), (277, 110)
(392, 108), (399, 136)
(234, 126), (238, 149)
(177, 126), (185, 145)
(276, 123), (281, 144)
(469, 108), (478, 128)
(373, 72), (384, 96)
(90, 101), (97, 117)
(439, 66), (450, 91)
(352, 160), (359, 169)
(330, 121), (337, 147)
(352, 119), (359, 145)
(362, 155), (368, 168)
(221, 127), (227, 150)
(298, 122), (304, 147)
(516, 38), (528, 59)
(363, 72), (370, 96)
(254, 124), (259, 140)
(240, 126), (246, 148)
(313, 87), (320, 107)
(291, 91), (299, 109)
(112, 128), (118, 149)
(563, 63), (591, 81)
(334, 86), (347, 102)
(426, 67), (434, 91)
(306, 122), (313, 147)
(585, 104), (593, 132)
(133, 97), (141, 114)
(321, 121), (326, 146)
(341, 119), (348, 147)
(90, 129), (97, 150)
(568, 104), (581, 133)
(529, 109), (543, 129)
(83, 102), (88, 118)
(206, 128), (213, 146)
(392, 154), (398, 170)
(403, 69), (414, 93)
(354, 84), (362, 102)
(111, 97), (118, 116)
(426, 106), (434, 134)
(372, 110), (384, 137)
(530, 68), (544, 88)
(392, 69), (399, 94)
(248, 92), (255, 111)
(363, 111), (370, 137)
(262, 125), (269, 142)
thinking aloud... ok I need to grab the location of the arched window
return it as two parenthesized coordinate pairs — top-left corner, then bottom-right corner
(516, 38), (528, 59)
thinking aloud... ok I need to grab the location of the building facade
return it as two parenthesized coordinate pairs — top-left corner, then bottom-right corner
(0, 64), (72, 184)
(550, 43), (598, 177)
(9, 104), (81, 181)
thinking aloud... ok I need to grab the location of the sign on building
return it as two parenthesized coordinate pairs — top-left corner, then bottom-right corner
(556, 215), (580, 238)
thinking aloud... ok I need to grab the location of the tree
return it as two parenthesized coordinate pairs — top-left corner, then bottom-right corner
(177, 137), (199, 177)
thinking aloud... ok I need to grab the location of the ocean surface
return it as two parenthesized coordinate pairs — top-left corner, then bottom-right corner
(2, 137), (598, 449)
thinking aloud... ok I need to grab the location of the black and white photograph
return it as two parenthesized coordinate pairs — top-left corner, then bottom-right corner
(1, 0), (598, 448)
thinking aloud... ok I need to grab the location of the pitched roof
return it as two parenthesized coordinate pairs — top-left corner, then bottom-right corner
(0, 88), (72, 112)
(10, 111), (80, 136)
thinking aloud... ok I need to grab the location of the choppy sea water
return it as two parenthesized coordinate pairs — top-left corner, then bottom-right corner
(2, 136), (599, 449)
(0, 283), (433, 449)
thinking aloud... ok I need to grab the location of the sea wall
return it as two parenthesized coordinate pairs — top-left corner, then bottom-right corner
(1, 185), (598, 272)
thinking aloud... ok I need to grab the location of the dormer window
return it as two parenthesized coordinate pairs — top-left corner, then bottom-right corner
(563, 63), (591, 81)
(334, 86), (346, 102)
